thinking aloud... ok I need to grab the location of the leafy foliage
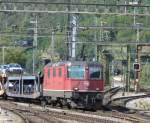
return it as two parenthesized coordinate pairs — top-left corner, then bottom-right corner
(0, 0), (149, 76)
(5, 47), (26, 66)
(141, 64), (150, 87)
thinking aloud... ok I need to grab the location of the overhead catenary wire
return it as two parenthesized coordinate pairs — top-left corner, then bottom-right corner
(0, 1), (150, 7)
(0, 1), (149, 48)
(0, 1), (149, 18)
(0, 9), (149, 16)
(1, 25), (150, 33)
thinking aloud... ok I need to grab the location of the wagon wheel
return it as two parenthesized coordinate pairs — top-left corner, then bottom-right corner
(41, 100), (46, 107)
(59, 102), (63, 108)
(3, 93), (7, 100)
(67, 103), (72, 109)
(52, 101), (57, 107)
(57, 98), (64, 108)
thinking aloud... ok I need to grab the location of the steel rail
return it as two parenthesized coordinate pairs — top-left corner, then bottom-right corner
(0, 99), (144, 123)
(0, 106), (29, 123)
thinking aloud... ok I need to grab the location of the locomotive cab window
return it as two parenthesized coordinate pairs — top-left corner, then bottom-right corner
(68, 65), (85, 79)
(89, 66), (102, 79)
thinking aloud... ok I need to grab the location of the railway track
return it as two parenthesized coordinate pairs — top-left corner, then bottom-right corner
(108, 92), (150, 123)
(103, 87), (122, 105)
(14, 108), (53, 123)
(0, 101), (53, 123)
(0, 106), (29, 123)
(0, 100), (143, 123)
(111, 93), (150, 107)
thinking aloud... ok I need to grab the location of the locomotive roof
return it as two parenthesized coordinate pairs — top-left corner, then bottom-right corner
(45, 61), (102, 67)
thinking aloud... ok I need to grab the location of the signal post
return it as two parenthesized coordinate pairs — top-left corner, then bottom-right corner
(133, 61), (140, 92)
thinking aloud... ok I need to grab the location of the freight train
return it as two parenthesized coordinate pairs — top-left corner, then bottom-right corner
(2, 61), (104, 109)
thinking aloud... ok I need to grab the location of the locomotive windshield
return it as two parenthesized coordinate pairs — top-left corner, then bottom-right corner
(68, 65), (85, 79)
(89, 66), (102, 79)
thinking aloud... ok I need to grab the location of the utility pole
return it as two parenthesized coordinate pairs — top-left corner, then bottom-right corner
(136, 27), (140, 43)
(33, 16), (38, 49)
(67, 0), (78, 60)
(71, 15), (77, 59)
(30, 16), (38, 74)
(124, 1), (127, 14)
(100, 21), (103, 42)
(134, 6), (136, 25)
(129, 0), (139, 26)
(100, 21), (107, 42)
(126, 45), (131, 92)
(134, 23), (142, 92)
(94, 16), (98, 61)
(2, 46), (5, 65)
(51, 30), (54, 55)
(67, 0), (71, 60)
(136, 23), (142, 44)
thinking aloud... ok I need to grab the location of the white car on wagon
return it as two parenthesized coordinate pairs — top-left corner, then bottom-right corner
(7, 63), (23, 74)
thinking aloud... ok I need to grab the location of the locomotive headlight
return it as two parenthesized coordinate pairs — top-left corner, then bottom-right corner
(67, 62), (72, 66)
(96, 88), (100, 91)
(74, 87), (79, 91)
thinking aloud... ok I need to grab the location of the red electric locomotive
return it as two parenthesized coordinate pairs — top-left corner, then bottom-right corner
(42, 61), (104, 109)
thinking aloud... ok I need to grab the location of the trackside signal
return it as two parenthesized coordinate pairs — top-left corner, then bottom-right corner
(133, 63), (140, 71)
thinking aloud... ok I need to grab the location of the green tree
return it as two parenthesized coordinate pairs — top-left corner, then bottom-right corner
(5, 47), (26, 66)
